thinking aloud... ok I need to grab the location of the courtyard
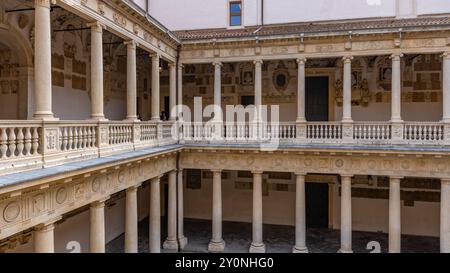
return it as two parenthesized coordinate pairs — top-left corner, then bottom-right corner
(106, 218), (439, 253)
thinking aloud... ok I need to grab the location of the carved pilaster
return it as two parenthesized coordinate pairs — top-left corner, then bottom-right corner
(341, 122), (354, 144)
(295, 122), (307, 144)
(391, 122), (404, 144)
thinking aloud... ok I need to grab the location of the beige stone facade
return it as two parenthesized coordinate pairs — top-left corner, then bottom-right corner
(1, 0), (450, 254)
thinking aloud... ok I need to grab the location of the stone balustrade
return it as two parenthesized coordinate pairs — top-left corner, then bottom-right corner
(180, 121), (450, 146)
(1, 120), (450, 176)
(0, 120), (178, 176)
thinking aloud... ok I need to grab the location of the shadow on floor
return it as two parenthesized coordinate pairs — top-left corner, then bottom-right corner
(106, 218), (439, 253)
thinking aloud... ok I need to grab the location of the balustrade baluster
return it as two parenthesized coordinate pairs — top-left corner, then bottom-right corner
(8, 128), (16, 157)
(16, 128), (24, 157)
(24, 127), (32, 156)
(0, 128), (7, 159)
(32, 128), (39, 155)
(61, 127), (67, 151)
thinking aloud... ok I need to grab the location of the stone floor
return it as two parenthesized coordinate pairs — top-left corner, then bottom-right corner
(106, 218), (439, 253)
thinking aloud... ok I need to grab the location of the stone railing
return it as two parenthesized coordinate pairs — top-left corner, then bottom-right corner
(1, 120), (450, 176)
(180, 121), (450, 146)
(0, 120), (178, 176)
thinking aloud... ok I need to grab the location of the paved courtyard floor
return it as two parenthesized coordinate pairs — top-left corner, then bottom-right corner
(106, 218), (439, 253)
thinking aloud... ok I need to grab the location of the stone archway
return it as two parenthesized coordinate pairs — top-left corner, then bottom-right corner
(0, 24), (33, 120)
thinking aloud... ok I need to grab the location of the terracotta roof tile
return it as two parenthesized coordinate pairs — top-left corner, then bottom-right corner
(175, 16), (450, 40)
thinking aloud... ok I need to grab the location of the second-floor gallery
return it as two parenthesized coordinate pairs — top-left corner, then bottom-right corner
(1, 0), (450, 255)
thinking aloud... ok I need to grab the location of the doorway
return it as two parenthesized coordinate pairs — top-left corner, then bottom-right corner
(305, 182), (329, 228)
(163, 96), (170, 120)
(305, 76), (329, 121)
(240, 95), (255, 107)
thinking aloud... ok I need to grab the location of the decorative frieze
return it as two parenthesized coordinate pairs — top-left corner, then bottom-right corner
(181, 150), (450, 179)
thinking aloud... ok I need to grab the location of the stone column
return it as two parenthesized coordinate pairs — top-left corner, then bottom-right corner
(296, 58), (307, 122)
(177, 64), (183, 119)
(177, 169), (188, 249)
(441, 179), (450, 253)
(149, 176), (161, 253)
(339, 175), (353, 253)
(442, 53), (450, 122)
(208, 169), (225, 252)
(293, 173), (308, 253)
(342, 56), (353, 122)
(151, 53), (161, 121)
(213, 62), (223, 121)
(163, 170), (179, 250)
(125, 184), (140, 253)
(250, 171), (266, 253)
(254, 60), (263, 121)
(88, 22), (105, 120)
(169, 63), (177, 120)
(33, 0), (54, 119)
(34, 217), (61, 253)
(90, 197), (109, 253)
(391, 53), (403, 122)
(389, 176), (402, 253)
(125, 41), (138, 121)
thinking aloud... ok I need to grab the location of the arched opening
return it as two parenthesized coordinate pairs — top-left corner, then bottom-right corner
(0, 27), (32, 120)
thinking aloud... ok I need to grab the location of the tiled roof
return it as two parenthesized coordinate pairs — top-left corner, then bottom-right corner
(175, 16), (450, 40)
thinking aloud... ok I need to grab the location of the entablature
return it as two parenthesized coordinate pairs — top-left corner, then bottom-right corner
(180, 30), (450, 64)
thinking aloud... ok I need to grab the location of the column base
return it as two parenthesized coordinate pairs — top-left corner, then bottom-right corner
(337, 249), (353, 253)
(178, 236), (188, 250)
(249, 243), (266, 253)
(163, 239), (179, 251)
(292, 246), (309, 253)
(33, 115), (59, 121)
(89, 116), (108, 122)
(125, 117), (140, 122)
(208, 239), (226, 252)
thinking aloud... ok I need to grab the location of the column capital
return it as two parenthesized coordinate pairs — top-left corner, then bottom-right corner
(35, 0), (55, 8)
(177, 63), (184, 69)
(86, 21), (105, 32)
(124, 40), (138, 49)
(34, 216), (62, 231)
(151, 175), (163, 182)
(295, 172), (307, 177)
(342, 56), (353, 63)
(296, 57), (307, 65)
(149, 52), (161, 59)
(211, 169), (222, 174)
(390, 53), (404, 60)
(253, 59), (264, 66)
(212, 61), (223, 68)
(341, 174), (354, 178)
(441, 52), (450, 59)
(91, 196), (110, 208)
(252, 170), (264, 175)
(442, 179), (450, 185)
(390, 176), (404, 181)
(168, 62), (176, 68)
(127, 183), (142, 192)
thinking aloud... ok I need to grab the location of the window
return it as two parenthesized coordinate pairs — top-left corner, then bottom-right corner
(229, 1), (242, 26)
